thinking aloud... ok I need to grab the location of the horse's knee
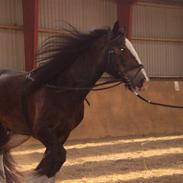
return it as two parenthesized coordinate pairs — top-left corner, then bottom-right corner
(33, 127), (67, 177)
(36, 146), (67, 178)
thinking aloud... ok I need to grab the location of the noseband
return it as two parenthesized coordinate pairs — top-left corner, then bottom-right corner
(120, 64), (144, 91)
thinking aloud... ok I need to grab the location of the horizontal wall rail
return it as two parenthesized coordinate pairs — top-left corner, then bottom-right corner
(0, 25), (62, 34)
(39, 28), (63, 34)
(0, 25), (23, 31)
(132, 37), (183, 43)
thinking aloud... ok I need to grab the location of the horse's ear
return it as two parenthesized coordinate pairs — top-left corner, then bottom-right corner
(112, 21), (126, 37)
(112, 21), (120, 35)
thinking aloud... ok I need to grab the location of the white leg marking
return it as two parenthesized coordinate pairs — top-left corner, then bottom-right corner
(0, 154), (6, 182)
(26, 171), (55, 183)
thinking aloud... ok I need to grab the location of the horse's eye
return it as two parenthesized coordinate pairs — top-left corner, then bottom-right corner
(121, 48), (125, 52)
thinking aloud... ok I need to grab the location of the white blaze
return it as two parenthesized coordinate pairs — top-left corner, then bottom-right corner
(125, 38), (149, 81)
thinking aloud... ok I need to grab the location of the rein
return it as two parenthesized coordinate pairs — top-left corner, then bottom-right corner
(27, 73), (183, 109)
(134, 92), (183, 109)
(123, 64), (183, 109)
(45, 79), (123, 92)
(46, 78), (123, 107)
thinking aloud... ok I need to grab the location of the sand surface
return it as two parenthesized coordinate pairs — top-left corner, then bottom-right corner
(12, 134), (183, 183)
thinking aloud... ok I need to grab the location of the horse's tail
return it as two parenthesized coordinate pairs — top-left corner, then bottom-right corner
(0, 124), (21, 183)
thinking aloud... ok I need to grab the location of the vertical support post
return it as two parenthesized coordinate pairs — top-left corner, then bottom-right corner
(116, 0), (137, 39)
(22, 0), (38, 71)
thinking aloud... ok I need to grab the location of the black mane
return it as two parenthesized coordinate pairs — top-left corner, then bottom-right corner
(37, 28), (111, 64)
(29, 27), (111, 86)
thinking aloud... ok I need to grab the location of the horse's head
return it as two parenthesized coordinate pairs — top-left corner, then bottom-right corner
(106, 22), (149, 93)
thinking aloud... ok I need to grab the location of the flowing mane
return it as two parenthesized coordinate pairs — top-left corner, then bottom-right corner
(29, 27), (111, 86)
(37, 28), (111, 64)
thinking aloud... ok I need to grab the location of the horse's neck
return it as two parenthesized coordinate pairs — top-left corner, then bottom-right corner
(57, 46), (107, 99)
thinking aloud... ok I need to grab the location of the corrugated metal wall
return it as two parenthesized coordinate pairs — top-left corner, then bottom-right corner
(0, 0), (25, 70)
(132, 2), (183, 78)
(38, 0), (117, 45)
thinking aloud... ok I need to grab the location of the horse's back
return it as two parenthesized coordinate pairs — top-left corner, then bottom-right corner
(0, 69), (25, 77)
(0, 69), (26, 98)
(0, 69), (26, 86)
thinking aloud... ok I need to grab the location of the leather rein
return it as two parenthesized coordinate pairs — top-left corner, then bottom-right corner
(47, 64), (183, 109)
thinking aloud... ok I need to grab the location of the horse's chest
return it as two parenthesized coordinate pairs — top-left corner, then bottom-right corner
(35, 89), (84, 131)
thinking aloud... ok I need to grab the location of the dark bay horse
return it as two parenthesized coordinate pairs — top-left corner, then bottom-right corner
(0, 22), (148, 183)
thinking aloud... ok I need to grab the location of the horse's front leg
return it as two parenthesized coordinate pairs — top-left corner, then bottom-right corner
(27, 126), (69, 183)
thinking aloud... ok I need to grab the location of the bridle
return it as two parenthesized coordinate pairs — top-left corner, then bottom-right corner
(108, 46), (145, 92)
(116, 64), (144, 92)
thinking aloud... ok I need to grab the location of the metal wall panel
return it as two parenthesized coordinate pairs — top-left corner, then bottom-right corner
(132, 2), (183, 77)
(166, 7), (183, 39)
(133, 40), (183, 77)
(0, 30), (25, 70)
(39, 0), (117, 45)
(0, 0), (23, 25)
(133, 3), (183, 39)
(39, 0), (117, 31)
(0, 0), (24, 70)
